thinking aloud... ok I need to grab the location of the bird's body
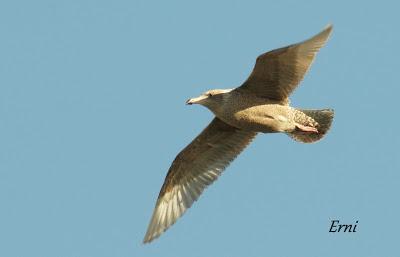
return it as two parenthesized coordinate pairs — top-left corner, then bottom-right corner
(207, 89), (296, 133)
(143, 25), (335, 243)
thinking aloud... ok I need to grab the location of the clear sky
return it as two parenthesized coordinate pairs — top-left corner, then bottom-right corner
(1, 0), (399, 256)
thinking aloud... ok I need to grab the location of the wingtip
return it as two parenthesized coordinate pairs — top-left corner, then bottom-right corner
(321, 23), (333, 36)
(142, 236), (150, 244)
(142, 221), (158, 244)
(142, 238), (151, 244)
(309, 23), (333, 44)
(324, 23), (333, 30)
(142, 232), (158, 244)
(142, 225), (162, 244)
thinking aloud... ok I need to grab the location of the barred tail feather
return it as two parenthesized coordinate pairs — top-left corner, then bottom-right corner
(288, 109), (334, 143)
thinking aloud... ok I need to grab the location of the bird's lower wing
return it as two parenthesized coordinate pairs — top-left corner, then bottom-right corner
(143, 118), (257, 243)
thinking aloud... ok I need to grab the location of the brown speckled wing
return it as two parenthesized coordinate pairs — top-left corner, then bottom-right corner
(238, 25), (332, 101)
(143, 118), (257, 243)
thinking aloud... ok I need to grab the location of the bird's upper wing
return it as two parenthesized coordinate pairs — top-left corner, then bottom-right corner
(237, 25), (332, 101)
(143, 118), (257, 243)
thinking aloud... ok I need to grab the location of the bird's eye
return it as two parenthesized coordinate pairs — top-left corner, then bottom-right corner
(207, 93), (213, 97)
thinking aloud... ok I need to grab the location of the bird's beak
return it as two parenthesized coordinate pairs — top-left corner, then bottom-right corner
(186, 95), (207, 105)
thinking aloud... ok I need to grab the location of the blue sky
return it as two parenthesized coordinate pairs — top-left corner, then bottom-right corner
(0, 0), (399, 256)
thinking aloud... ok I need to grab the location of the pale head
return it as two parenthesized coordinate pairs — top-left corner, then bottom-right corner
(186, 89), (233, 112)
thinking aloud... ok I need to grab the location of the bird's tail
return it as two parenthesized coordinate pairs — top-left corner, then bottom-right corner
(287, 109), (334, 143)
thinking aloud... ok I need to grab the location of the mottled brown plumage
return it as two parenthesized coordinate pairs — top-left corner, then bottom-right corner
(143, 25), (334, 243)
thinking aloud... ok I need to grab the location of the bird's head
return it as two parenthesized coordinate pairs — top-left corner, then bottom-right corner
(186, 89), (232, 112)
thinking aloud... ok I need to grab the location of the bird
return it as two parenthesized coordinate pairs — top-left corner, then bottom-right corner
(143, 24), (334, 243)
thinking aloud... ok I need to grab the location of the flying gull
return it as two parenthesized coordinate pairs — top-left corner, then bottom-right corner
(143, 24), (334, 243)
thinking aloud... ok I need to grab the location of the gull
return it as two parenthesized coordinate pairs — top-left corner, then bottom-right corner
(143, 24), (334, 243)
